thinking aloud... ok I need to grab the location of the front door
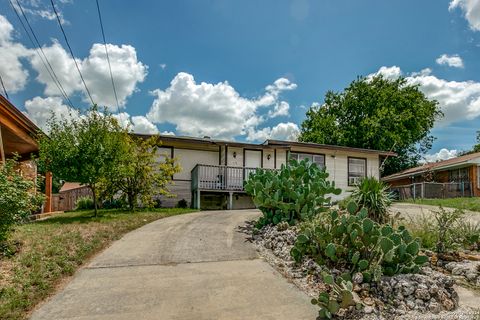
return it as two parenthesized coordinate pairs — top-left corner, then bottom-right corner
(245, 150), (262, 168)
(244, 150), (262, 180)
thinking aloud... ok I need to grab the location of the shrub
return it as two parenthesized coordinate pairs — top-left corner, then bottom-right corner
(433, 206), (464, 254)
(176, 199), (188, 208)
(291, 201), (428, 283)
(456, 220), (480, 251)
(0, 158), (44, 247)
(75, 196), (95, 210)
(102, 198), (126, 209)
(244, 159), (341, 227)
(350, 177), (392, 223)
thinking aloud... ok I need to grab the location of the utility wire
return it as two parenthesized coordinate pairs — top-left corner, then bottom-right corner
(50, 0), (95, 106)
(95, 0), (119, 110)
(0, 73), (9, 99)
(10, 0), (75, 109)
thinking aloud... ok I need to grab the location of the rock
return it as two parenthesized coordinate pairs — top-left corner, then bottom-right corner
(363, 297), (375, 306)
(428, 301), (442, 314)
(445, 262), (457, 271)
(451, 266), (465, 276)
(406, 299), (415, 309)
(441, 298), (456, 311)
(415, 288), (431, 301)
(364, 306), (374, 314)
(401, 283), (415, 296)
(465, 271), (477, 281)
(429, 284), (439, 295)
(352, 272), (363, 284)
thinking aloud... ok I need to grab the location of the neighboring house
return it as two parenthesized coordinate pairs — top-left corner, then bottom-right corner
(52, 182), (92, 212)
(0, 95), (53, 212)
(382, 152), (480, 199)
(143, 134), (394, 210)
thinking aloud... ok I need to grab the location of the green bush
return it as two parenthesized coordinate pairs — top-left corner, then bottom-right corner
(244, 159), (341, 227)
(0, 158), (44, 247)
(350, 177), (392, 223)
(433, 206), (464, 254)
(291, 201), (428, 282)
(75, 196), (94, 210)
(176, 199), (188, 209)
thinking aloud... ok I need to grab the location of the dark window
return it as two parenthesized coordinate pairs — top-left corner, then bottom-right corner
(348, 157), (366, 186)
(449, 168), (469, 183)
(290, 152), (325, 169)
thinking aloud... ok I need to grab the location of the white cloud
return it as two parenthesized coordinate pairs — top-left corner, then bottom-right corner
(0, 15), (30, 94)
(422, 148), (458, 163)
(450, 0), (480, 31)
(372, 66), (402, 80)
(24, 96), (79, 132)
(147, 72), (298, 140)
(30, 42), (147, 109)
(370, 66), (480, 125)
(112, 112), (158, 134)
(246, 122), (300, 142)
(131, 116), (158, 134)
(29, 40), (82, 96)
(436, 54), (464, 68)
(268, 101), (290, 118)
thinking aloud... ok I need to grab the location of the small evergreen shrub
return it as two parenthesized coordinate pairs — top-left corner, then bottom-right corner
(291, 202), (428, 282)
(350, 177), (392, 223)
(75, 196), (95, 210)
(244, 159), (341, 227)
(102, 198), (126, 209)
(176, 199), (188, 208)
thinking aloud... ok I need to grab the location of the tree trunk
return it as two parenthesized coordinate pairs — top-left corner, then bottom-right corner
(91, 185), (98, 217)
(128, 192), (134, 211)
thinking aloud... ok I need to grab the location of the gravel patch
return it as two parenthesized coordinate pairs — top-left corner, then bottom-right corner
(244, 221), (479, 319)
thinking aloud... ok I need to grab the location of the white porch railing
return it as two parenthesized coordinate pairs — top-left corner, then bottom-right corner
(191, 164), (268, 191)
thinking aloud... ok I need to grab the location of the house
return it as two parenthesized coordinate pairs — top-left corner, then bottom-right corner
(142, 134), (394, 209)
(382, 152), (480, 199)
(0, 94), (53, 212)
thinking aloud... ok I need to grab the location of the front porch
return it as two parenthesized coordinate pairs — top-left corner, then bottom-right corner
(191, 164), (267, 209)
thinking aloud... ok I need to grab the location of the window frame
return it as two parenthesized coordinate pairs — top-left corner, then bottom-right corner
(290, 151), (326, 169)
(348, 156), (367, 186)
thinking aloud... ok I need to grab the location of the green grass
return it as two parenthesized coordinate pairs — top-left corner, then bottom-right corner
(0, 208), (196, 320)
(401, 197), (480, 212)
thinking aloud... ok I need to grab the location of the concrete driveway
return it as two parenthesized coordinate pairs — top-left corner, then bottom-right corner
(30, 210), (318, 320)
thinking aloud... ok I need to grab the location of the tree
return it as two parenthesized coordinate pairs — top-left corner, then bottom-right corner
(0, 158), (44, 248)
(104, 136), (180, 211)
(38, 105), (129, 216)
(472, 131), (480, 153)
(299, 75), (443, 175)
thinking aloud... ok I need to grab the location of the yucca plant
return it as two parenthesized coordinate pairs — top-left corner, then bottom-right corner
(350, 177), (392, 223)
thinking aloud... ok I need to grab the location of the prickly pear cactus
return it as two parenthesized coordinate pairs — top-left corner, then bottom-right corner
(290, 201), (429, 282)
(244, 159), (341, 227)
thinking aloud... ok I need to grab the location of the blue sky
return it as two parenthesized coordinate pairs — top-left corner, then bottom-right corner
(1, 0), (480, 161)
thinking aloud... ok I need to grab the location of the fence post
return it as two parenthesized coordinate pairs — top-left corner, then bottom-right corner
(413, 183), (416, 201)
(421, 182), (425, 199)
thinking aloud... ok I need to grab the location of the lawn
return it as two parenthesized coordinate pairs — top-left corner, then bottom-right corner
(0, 208), (196, 320)
(401, 197), (480, 212)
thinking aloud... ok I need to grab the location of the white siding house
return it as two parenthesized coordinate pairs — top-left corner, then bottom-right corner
(141, 135), (394, 209)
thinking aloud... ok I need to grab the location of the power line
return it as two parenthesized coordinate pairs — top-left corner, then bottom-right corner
(10, 0), (75, 109)
(95, 0), (119, 110)
(50, 0), (95, 106)
(0, 73), (9, 99)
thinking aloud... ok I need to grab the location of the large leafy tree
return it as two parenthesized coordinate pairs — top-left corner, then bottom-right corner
(38, 105), (129, 216)
(103, 136), (180, 211)
(299, 75), (443, 175)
